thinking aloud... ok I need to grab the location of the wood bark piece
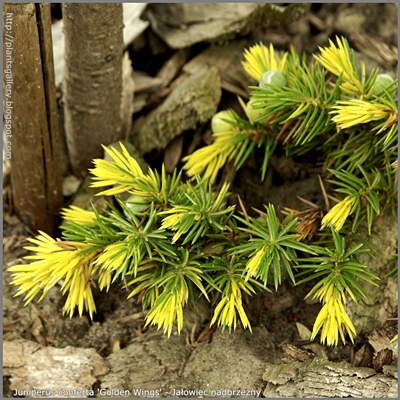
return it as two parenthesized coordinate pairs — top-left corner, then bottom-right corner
(62, 3), (124, 177)
(3, 339), (108, 398)
(4, 3), (63, 234)
(333, 4), (397, 63)
(369, 328), (398, 355)
(120, 52), (135, 139)
(183, 40), (254, 98)
(262, 357), (398, 398)
(132, 65), (221, 154)
(155, 48), (191, 89)
(163, 135), (185, 173)
(368, 327), (398, 362)
(132, 71), (163, 93)
(145, 3), (310, 49)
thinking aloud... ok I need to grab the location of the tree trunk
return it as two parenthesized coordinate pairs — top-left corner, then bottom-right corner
(62, 3), (124, 177)
(3, 3), (63, 234)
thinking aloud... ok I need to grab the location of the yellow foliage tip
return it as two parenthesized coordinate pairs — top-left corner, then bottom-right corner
(145, 283), (189, 337)
(331, 100), (398, 130)
(314, 36), (363, 96)
(61, 205), (96, 225)
(183, 130), (241, 183)
(245, 248), (264, 280)
(102, 142), (143, 177)
(89, 143), (144, 195)
(311, 287), (356, 346)
(210, 292), (252, 333)
(242, 42), (288, 81)
(321, 196), (357, 232)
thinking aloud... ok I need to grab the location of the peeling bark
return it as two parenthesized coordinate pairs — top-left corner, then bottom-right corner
(263, 357), (398, 398)
(3, 340), (108, 398)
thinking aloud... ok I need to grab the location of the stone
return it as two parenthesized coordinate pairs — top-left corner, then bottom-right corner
(145, 3), (310, 50)
(345, 213), (398, 335)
